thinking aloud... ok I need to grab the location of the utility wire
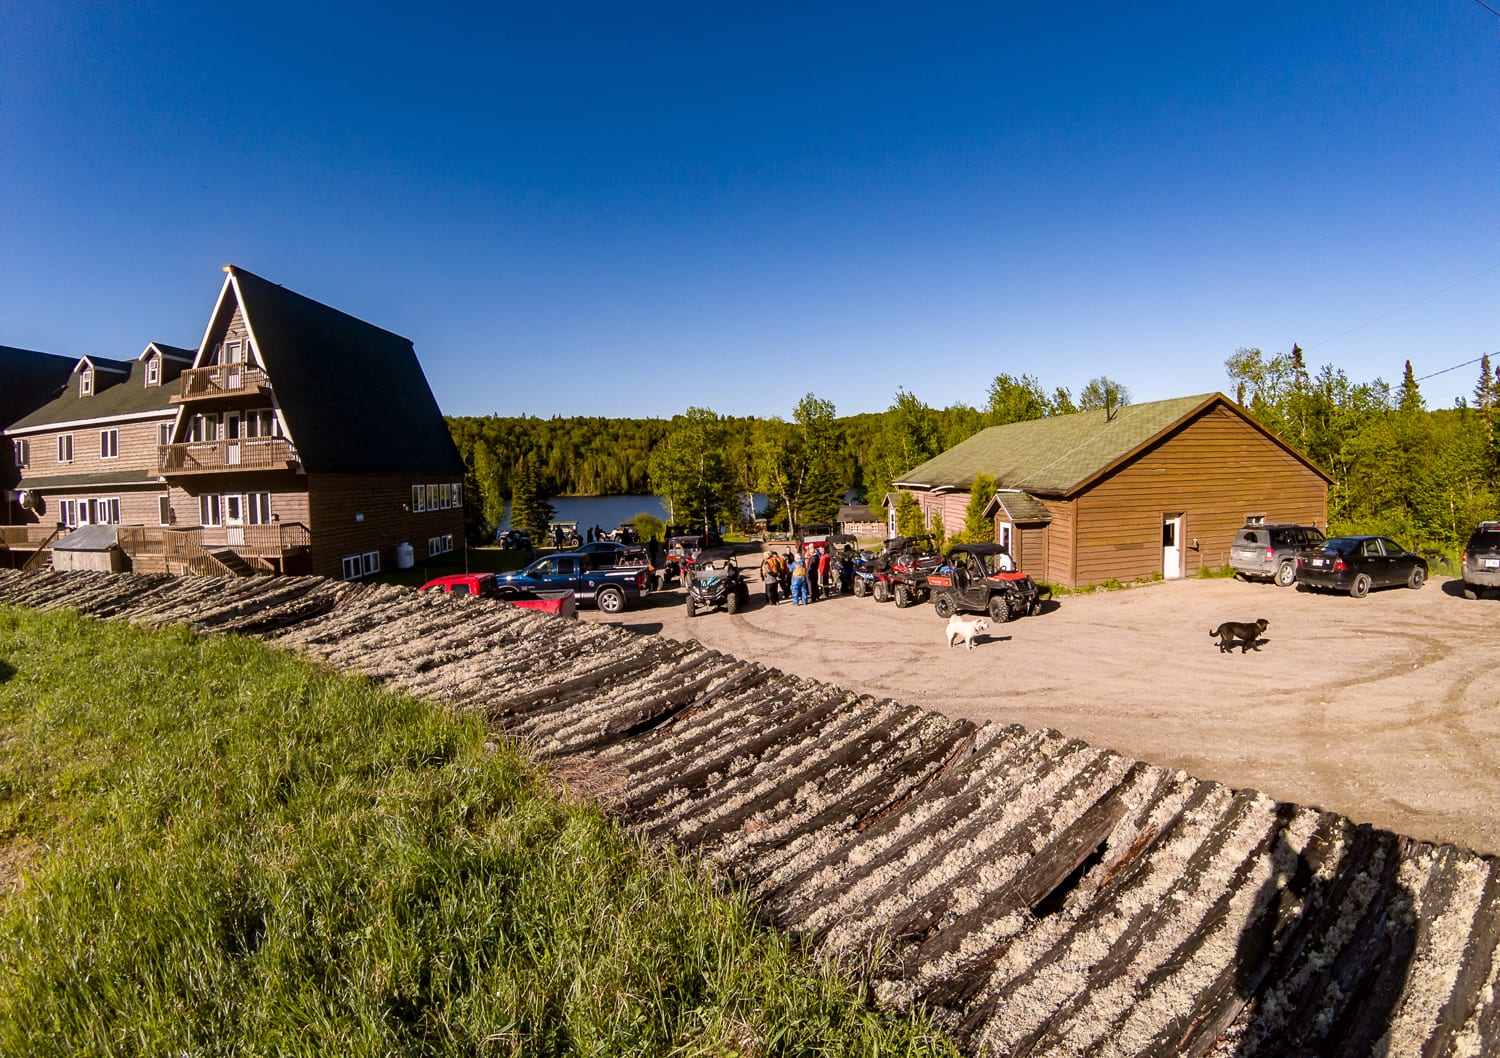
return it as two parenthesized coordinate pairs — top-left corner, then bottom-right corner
(1471, 0), (1500, 20)
(1415, 354), (1493, 383)
(1301, 260), (1500, 353)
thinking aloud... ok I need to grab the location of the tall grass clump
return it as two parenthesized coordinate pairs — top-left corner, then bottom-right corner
(0, 606), (958, 1057)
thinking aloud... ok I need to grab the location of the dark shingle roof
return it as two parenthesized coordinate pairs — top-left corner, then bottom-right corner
(228, 268), (463, 475)
(988, 491), (1053, 523)
(895, 393), (1328, 495)
(8, 357), (176, 430)
(0, 346), (75, 428)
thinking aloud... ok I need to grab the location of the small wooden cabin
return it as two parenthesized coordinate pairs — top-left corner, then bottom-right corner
(894, 393), (1331, 588)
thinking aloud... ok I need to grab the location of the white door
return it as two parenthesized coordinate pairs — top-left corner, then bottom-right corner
(225, 494), (245, 546)
(1162, 514), (1184, 579)
(224, 412), (242, 466)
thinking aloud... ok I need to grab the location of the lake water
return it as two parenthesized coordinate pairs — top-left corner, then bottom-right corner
(501, 494), (770, 534)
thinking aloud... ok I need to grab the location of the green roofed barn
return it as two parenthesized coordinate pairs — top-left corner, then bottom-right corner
(894, 393), (1331, 588)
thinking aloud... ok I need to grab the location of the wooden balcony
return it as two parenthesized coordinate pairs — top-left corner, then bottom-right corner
(171, 364), (270, 403)
(158, 438), (297, 475)
(119, 522), (311, 576)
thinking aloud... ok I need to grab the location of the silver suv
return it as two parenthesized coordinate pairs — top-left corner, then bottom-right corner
(1230, 523), (1326, 586)
(1461, 522), (1500, 599)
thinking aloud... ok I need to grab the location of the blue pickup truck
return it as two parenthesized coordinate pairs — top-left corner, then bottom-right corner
(493, 551), (651, 613)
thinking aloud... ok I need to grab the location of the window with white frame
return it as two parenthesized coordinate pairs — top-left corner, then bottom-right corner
(223, 340), (243, 365)
(428, 533), (454, 556)
(57, 434), (73, 464)
(99, 498), (121, 524)
(199, 494), (222, 527)
(440, 483), (452, 509)
(341, 555), (362, 580)
(158, 422), (173, 446)
(79, 369), (93, 396)
(245, 410), (276, 437)
(12, 439), (29, 467)
(247, 493), (272, 524)
(59, 499), (78, 527)
(412, 485), (426, 512)
(190, 414), (218, 443)
(99, 429), (119, 459)
(146, 357), (160, 386)
(452, 482), (462, 505)
(427, 484), (439, 510)
(158, 495), (172, 526)
(361, 550), (380, 576)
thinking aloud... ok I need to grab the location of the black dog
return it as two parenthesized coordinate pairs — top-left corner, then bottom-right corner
(1209, 618), (1269, 654)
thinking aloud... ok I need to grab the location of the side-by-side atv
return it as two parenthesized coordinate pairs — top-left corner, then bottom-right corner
(685, 549), (750, 617)
(927, 543), (1047, 622)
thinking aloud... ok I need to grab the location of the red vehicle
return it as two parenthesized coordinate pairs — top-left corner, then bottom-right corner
(927, 543), (1044, 622)
(418, 573), (577, 618)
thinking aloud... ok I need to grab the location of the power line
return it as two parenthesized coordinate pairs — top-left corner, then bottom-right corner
(1471, 0), (1500, 20)
(1415, 354), (1493, 383)
(1303, 260), (1500, 353)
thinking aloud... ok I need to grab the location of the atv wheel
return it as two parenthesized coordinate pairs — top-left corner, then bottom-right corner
(874, 581), (890, 603)
(853, 578), (867, 597)
(988, 595), (1012, 623)
(685, 597), (697, 618)
(894, 584), (911, 608)
(726, 591), (740, 614)
(932, 594), (956, 619)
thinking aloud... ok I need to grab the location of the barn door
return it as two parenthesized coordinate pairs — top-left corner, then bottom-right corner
(1162, 514), (1184, 579)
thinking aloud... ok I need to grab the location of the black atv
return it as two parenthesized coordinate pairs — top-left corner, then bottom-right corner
(685, 549), (750, 617)
(854, 535), (936, 603)
(927, 542), (1046, 622)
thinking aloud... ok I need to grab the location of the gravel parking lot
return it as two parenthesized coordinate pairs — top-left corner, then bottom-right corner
(586, 566), (1500, 855)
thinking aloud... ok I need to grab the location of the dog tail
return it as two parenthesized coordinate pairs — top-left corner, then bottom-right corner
(1209, 625), (1220, 638)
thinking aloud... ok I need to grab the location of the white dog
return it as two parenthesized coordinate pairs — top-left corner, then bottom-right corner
(946, 614), (990, 650)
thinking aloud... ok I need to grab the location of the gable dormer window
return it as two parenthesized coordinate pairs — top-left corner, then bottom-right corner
(146, 357), (160, 386)
(223, 340), (243, 365)
(80, 368), (93, 396)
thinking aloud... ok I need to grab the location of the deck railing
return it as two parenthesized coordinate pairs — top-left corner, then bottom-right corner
(0, 525), (63, 548)
(173, 364), (269, 401)
(158, 437), (296, 474)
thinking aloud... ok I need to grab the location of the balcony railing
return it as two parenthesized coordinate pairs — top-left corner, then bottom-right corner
(158, 437), (297, 475)
(172, 364), (269, 402)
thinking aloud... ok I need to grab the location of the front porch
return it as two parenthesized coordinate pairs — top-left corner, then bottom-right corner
(116, 522), (312, 576)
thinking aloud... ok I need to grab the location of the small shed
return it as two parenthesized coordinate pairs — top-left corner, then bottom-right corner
(50, 525), (127, 572)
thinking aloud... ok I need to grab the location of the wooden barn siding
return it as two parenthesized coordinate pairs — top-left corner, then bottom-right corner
(307, 473), (465, 579)
(1017, 523), (1047, 575)
(20, 416), (173, 482)
(167, 476), (311, 530)
(913, 491), (970, 543)
(1036, 497), (1075, 585)
(1072, 405), (1327, 585)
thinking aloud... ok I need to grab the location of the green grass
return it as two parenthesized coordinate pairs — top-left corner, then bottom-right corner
(0, 607), (959, 1057)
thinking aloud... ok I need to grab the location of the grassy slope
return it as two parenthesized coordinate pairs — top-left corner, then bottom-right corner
(0, 607), (957, 1058)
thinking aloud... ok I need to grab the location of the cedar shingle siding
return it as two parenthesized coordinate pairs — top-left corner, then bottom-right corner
(896, 394), (1330, 588)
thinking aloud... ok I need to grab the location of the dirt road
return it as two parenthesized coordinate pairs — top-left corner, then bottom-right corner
(587, 567), (1500, 855)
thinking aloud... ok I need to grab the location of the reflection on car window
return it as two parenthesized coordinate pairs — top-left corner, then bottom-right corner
(1362, 540), (1382, 557)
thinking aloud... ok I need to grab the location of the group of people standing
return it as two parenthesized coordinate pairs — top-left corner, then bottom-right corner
(759, 544), (856, 606)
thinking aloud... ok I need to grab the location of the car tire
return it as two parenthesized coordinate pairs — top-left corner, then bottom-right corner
(933, 594), (956, 619)
(1407, 566), (1426, 590)
(726, 591), (740, 615)
(597, 587), (626, 614)
(1463, 586), (1479, 600)
(895, 584), (911, 608)
(1349, 573), (1372, 599)
(1275, 562), (1296, 587)
(988, 595), (1012, 623)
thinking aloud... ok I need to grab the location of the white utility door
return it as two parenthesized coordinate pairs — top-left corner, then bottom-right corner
(224, 412), (242, 466)
(1162, 514), (1184, 579)
(225, 494), (245, 546)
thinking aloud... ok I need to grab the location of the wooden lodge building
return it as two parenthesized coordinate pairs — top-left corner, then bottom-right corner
(893, 392), (1331, 588)
(3, 266), (464, 579)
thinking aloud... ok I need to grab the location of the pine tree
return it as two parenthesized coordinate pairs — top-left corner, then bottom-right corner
(1398, 360), (1424, 414)
(508, 459), (554, 542)
(895, 492), (924, 538)
(961, 473), (997, 543)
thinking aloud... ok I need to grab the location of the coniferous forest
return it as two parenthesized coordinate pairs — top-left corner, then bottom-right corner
(448, 354), (1500, 558)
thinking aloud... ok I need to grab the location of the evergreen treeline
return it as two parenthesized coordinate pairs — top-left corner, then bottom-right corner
(449, 360), (1500, 556)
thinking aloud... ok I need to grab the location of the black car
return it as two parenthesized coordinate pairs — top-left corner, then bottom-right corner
(1461, 521), (1500, 600)
(1295, 535), (1428, 598)
(685, 549), (750, 617)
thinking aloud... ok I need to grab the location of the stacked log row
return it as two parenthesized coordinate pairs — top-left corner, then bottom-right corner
(2, 569), (1497, 1057)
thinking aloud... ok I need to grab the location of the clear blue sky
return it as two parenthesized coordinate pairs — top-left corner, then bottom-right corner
(3, 3), (1496, 419)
